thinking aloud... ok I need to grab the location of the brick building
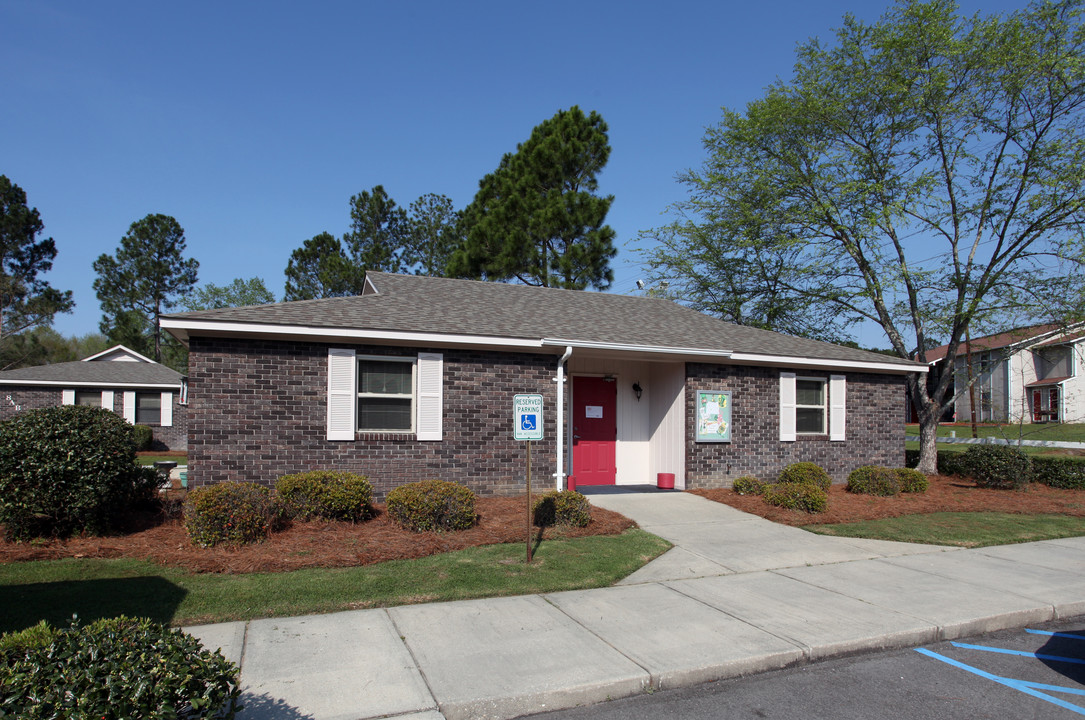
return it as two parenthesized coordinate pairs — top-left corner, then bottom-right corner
(0, 345), (188, 450)
(161, 273), (923, 497)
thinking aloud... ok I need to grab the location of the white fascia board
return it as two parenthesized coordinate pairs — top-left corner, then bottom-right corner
(160, 318), (546, 350)
(728, 351), (926, 374)
(81, 344), (156, 363)
(0, 380), (182, 389)
(541, 338), (733, 358)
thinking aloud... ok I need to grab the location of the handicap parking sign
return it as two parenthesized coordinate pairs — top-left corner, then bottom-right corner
(513, 394), (544, 440)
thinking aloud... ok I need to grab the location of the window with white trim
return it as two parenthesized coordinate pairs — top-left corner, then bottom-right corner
(75, 391), (102, 408)
(795, 378), (826, 434)
(357, 357), (415, 431)
(136, 392), (162, 424)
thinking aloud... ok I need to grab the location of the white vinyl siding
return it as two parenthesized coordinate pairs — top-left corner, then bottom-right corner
(829, 375), (846, 441)
(779, 372), (796, 441)
(327, 348), (357, 440)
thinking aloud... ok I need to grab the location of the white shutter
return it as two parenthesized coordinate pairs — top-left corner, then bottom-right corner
(160, 392), (173, 427)
(830, 375), (846, 441)
(327, 348), (357, 441)
(102, 390), (115, 413)
(779, 372), (796, 442)
(61, 389), (75, 405)
(416, 352), (443, 441)
(123, 391), (136, 423)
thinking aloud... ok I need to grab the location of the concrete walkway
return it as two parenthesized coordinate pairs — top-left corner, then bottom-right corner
(186, 488), (1085, 720)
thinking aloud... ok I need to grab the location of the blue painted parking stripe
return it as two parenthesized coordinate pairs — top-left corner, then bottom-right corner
(951, 641), (1085, 666)
(915, 648), (1085, 716)
(1027, 629), (1085, 642)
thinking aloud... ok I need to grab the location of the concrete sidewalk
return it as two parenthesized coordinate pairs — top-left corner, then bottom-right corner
(186, 489), (1085, 720)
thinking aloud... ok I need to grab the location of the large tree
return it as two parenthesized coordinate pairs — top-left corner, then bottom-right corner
(404, 193), (462, 277)
(642, 0), (1085, 474)
(451, 106), (617, 290)
(184, 277), (275, 311)
(0, 175), (73, 356)
(93, 213), (199, 364)
(344, 185), (410, 275)
(283, 231), (360, 301)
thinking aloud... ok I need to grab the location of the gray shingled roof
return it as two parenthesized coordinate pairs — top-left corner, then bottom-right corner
(0, 359), (183, 385)
(163, 272), (919, 368)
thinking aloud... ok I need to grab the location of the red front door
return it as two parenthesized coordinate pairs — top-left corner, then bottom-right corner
(572, 376), (617, 485)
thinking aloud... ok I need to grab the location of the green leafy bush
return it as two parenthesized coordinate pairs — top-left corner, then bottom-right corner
(0, 620), (56, 664)
(131, 424), (154, 451)
(0, 615), (241, 719)
(532, 490), (591, 528)
(762, 482), (828, 513)
(276, 470), (373, 522)
(905, 448), (969, 476)
(845, 466), (900, 496)
(731, 476), (765, 495)
(895, 467), (929, 493)
(960, 444), (1032, 490)
(778, 462), (832, 491)
(184, 482), (280, 547)
(1031, 456), (1085, 490)
(0, 405), (158, 540)
(386, 479), (477, 532)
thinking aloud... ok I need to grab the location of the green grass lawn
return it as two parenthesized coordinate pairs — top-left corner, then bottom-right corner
(906, 423), (1085, 443)
(0, 529), (670, 634)
(804, 512), (1085, 547)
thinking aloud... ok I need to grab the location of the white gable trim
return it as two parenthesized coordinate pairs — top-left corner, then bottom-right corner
(82, 345), (156, 363)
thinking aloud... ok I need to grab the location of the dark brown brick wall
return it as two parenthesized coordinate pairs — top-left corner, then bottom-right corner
(685, 364), (905, 488)
(187, 337), (557, 499)
(0, 386), (188, 450)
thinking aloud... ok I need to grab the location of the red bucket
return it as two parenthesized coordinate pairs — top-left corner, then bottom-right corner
(567, 475), (576, 492)
(657, 473), (675, 490)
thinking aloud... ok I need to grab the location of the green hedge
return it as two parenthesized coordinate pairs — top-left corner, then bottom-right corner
(184, 482), (280, 547)
(895, 467), (929, 493)
(1031, 456), (1085, 490)
(960, 445), (1032, 490)
(777, 462), (832, 491)
(0, 616), (241, 719)
(0, 405), (158, 540)
(905, 448), (970, 477)
(731, 476), (765, 496)
(762, 482), (828, 513)
(276, 470), (373, 522)
(846, 466), (899, 496)
(532, 490), (591, 528)
(386, 479), (477, 532)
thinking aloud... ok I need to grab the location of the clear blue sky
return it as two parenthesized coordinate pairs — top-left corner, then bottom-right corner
(1, 0), (1022, 346)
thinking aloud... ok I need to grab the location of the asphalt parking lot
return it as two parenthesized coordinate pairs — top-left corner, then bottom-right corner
(527, 616), (1085, 719)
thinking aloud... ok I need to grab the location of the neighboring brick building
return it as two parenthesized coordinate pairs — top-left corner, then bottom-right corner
(162, 273), (923, 497)
(0, 345), (188, 450)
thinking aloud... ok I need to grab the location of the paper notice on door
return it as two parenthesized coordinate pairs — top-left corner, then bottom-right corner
(585, 405), (603, 418)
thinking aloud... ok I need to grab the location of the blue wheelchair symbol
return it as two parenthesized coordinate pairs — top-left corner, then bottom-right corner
(521, 414), (537, 431)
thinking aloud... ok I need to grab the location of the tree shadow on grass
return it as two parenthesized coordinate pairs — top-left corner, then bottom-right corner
(0, 575), (186, 634)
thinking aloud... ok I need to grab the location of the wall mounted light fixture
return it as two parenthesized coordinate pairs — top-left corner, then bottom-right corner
(632, 382), (643, 401)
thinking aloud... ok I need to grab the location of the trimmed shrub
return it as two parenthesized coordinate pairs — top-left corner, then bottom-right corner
(0, 620), (56, 665)
(532, 490), (591, 528)
(960, 444), (1032, 490)
(0, 405), (158, 540)
(778, 462), (832, 491)
(731, 476), (765, 496)
(762, 482), (828, 513)
(1031, 455), (1085, 490)
(905, 448), (970, 477)
(895, 467), (929, 493)
(184, 482), (279, 547)
(386, 479), (477, 532)
(0, 615), (241, 719)
(132, 424), (154, 451)
(276, 470), (373, 522)
(845, 466), (900, 496)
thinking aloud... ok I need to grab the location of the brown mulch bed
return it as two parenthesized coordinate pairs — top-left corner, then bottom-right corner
(0, 496), (635, 575)
(690, 474), (1085, 526)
